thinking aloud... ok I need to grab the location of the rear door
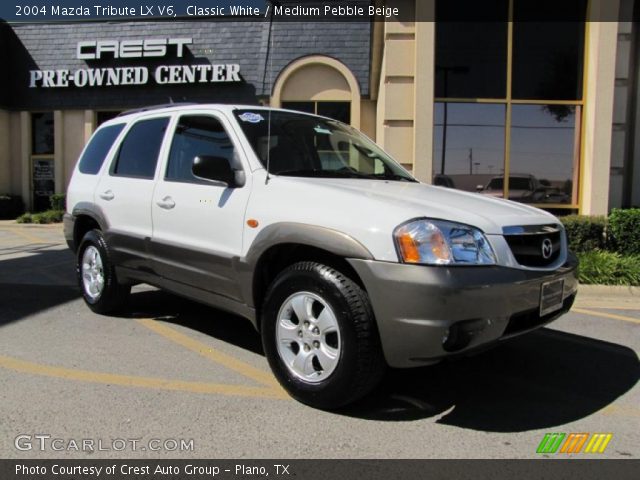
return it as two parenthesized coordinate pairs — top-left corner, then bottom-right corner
(95, 115), (171, 272)
(150, 111), (252, 301)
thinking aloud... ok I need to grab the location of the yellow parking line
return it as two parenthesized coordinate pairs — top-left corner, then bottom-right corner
(3, 228), (47, 244)
(572, 308), (640, 325)
(576, 305), (640, 311)
(600, 404), (640, 418)
(0, 354), (287, 400)
(137, 318), (283, 390)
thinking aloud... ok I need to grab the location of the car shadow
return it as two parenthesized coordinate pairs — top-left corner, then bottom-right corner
(125, 288), (264, 355)
(0, 247), (79, 328)
(2, 248), (636, 435)
(125, 289), (640, 432)
(339, 329), (640, 431)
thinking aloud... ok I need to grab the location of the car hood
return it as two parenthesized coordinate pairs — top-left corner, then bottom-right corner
(285, 178), (558, 235)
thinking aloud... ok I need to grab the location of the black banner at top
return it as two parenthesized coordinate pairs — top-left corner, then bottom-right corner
(0, 0), (630, 23)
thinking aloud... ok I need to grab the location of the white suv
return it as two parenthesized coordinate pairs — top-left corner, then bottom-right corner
(64, 104), (578, 409)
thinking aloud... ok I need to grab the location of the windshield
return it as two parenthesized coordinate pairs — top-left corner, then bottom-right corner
(233, 109), (416, 182)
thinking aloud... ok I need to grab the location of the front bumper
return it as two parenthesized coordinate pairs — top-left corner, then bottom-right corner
(348, 255), (578, 368)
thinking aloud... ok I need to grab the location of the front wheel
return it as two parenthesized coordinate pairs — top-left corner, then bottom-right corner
(261, 261), (386, 409)
(77, 229), (130, 314)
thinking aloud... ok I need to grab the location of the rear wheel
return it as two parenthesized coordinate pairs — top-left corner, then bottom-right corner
(261, 261), (386, 409)
(77, 229), (130, 314)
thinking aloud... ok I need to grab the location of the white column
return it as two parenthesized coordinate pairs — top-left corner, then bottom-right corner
(580, 4), (620, 215)
(84, 110), (95, 143)
(413, 5), (435, 182)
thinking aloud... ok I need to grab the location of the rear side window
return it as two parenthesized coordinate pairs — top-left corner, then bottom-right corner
(112, 117), (169, 179)
(78, 124), (125, 175)
(166, 115), (235, 183)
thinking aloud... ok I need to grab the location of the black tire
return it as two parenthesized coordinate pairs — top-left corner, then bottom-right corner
(76, 229), (130, 314)
(261, 261), (386, 409)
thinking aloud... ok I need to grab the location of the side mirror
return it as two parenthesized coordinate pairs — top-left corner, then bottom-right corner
(192, 155), (245, 188)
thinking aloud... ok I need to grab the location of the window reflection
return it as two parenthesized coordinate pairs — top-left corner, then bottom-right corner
(167, 115), (234, 183)
(97, 111), (122, 126)
(432, 0), (586, 208)
(317, 102), (351, 124)
(512, 0), (586, 100)
(282, 101), (351, 124)
(433, 103), (505, 193)
(282, 101), (315, 115)
(435, 1), (508, 98)
(31, 112), (54, 155)
(508, 105), (579, 204)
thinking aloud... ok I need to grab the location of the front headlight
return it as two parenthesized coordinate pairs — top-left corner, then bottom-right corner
(393, 219), (496, 265)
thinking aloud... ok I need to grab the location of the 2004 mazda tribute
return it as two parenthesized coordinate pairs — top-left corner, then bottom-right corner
(64, 104), (578, 408)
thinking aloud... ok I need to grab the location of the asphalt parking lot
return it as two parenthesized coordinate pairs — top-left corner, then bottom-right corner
(0, 222), (638, 459)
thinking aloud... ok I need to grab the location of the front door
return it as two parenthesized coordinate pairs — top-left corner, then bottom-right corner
(150, 112), (252, 301)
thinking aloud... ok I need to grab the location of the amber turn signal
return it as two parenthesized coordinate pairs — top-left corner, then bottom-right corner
(397, 233), (421, 263)
(247, 219), (259, 228)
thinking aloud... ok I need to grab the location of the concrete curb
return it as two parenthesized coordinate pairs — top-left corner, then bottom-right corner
(0, 220), (63, 228)
(578, 284), (639, 297)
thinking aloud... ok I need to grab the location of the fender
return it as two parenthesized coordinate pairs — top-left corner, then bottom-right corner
(72, 202), (111, 231)
(235, 222), (374, 311)
(65, 202), (111, 250)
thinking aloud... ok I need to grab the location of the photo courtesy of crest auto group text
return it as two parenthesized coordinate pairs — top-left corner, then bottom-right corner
(0, 0), (638, 479)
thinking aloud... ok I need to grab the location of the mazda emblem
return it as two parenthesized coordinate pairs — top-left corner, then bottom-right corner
(541, 238), (553, 259)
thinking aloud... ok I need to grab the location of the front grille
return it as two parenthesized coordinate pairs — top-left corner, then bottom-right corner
(503, 225), (562, 267)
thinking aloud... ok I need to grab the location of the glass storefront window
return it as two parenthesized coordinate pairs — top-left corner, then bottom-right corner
(435, 1), (508, 99)
(509, 105), (579, 204)
(512, 21), (585, 100)
(282, 101), (351, 124)
(433, 0), (586, 208)
(31, 112), (54, 155)
(512, 0), (586, 100)
(317, 102), (351, 125)
(97, 111), (122, 126)
(433, 103), (505, 193)
(282, 101), (315, 115)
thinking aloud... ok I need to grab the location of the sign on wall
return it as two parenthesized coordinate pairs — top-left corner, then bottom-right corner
(32, 158), (55, 211)
(29, 37), (242, 88)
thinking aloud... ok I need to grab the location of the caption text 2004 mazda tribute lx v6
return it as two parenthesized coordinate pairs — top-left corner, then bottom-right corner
(64, 104), (578, 409)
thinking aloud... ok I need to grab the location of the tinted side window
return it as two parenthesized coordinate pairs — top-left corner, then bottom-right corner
(112, 117), (169, 179)
(78, 124), (125, 175)
(166, 115), (235, 183)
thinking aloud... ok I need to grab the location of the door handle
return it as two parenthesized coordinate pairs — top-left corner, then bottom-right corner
(99, 190), (114, 201)
(156, 196), (176, 210)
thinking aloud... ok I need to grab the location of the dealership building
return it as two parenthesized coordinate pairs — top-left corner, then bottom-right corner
(0, 0), (638, 214)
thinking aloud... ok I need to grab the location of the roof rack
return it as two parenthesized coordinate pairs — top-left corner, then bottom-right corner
(117, 103), (197, 117)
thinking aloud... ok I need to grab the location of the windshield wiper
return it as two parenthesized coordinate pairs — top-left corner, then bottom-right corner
(371, 173), (418, 182)
(274, 169), (417, 182)
(274, 169), (370, 178)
